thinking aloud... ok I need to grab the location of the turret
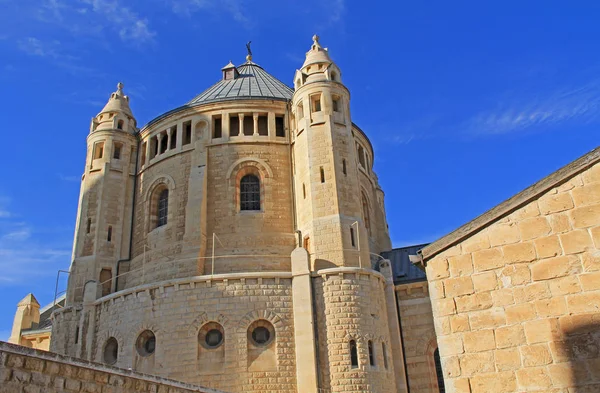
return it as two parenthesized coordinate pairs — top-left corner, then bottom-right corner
(8, 294), (40, 345)
(67, 83), (138, 305)
(291, 36), (369, 270)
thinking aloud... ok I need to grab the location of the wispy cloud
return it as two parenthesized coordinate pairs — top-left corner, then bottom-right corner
(17, 37), (61, 59)
(465, 80), (600, 135)
(168, 0), (251, 27)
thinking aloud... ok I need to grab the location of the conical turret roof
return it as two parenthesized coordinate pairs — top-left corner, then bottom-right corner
(187, 61), (293, 105)
(302, 35), (332, 68)
(17, 293), (40, 307)
(99, 82), (133, 117)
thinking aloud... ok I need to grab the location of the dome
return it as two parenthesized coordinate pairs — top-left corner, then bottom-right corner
(301, 35), (332, 69)
(99, 82), (133, 117)
(187, 62), (293, 106)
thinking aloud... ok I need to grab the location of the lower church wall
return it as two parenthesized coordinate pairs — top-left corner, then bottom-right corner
(52, 273), (297, 393)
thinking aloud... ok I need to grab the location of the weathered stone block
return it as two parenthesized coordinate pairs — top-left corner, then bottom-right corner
(506, 303), (537, 324)
(470, 371), (516, 393)
(572, 182), (600, 206)
(515, 367), (553, 391)
(462, 231), (490, 253)
(549, 213), (572, 234)
(488, 223), (520, 247)
(518, 217), (551, 241)
(513, 282), (551, 303)
(503, 242), (536, 263)
(501, 264), (531, 287)
(495, 325), (526, 348)
(582, 251), (600, 272)
(472, 248), (504, 272)
(434, 298), (457, 316)
(428, 257), (450, 280)
(548, 275), (582, 296)
(567, 291), (600, 314)
(450, 315), (470, 333)
(531, 255), (580, 281)
(523, 318), (561, 344)
(534, 297), (567, 318)
(539, 192), (574, 214)
(469, 308), (505, 330)
(571, 203), (600, 228)
(458, 351), (494, 376)
(437, 335), (464, 356)
(579, 271), (600, 291)
(455, 293), (493, 313)
(448, 254), (473, 277)
(491, 288), (514, 307)
(495, 348), (521, 371)
(560, 229), (593, 254)
(520, 344), (552, 367)
(444, 276), (474, 298)
(471, 271), (497, 292)
(534, 235), (562, 259)
(463, 329), (495, 352)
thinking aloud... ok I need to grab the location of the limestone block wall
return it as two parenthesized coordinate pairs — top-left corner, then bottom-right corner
(0, 341), (225, 393)
(395, 281), (440, 393)
(425, 161), (600, 393)
(313, 268), (396, 393)
(73, 273), (296, 393)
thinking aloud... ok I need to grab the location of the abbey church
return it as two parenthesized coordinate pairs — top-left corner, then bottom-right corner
(5, 35), (600, 393)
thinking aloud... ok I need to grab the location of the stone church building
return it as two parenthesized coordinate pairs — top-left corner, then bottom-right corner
(6, 35), (600, 393)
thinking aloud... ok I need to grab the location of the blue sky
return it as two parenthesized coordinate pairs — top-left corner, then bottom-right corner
(0, 0), (598, 340)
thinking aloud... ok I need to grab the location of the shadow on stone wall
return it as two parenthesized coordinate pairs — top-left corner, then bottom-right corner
(559, 319), (600, 392)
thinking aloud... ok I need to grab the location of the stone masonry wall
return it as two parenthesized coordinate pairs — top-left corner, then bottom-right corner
(84, 274), (296, 393)
(425, 161), (600, 393)
(395, 281), (440, 393)
(0, 341), (225, 393)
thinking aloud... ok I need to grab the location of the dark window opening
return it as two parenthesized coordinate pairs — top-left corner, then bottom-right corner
(113, 143), (121, 159)
(151, 137), (158, 159)
(86, 218), (91, 234)
(350, 340), (358, 368)
(75, 326), (79, 344)
(303, 236), (310, 252)
(358, 145), (365, 167)
(230, 116), (240, 136)
(332, 97), (340, 112)
(382, 343), (388, 370)
(240, 175), (260, 211)
(302, 183), (306, 199)
(100, 268), (112, 297)
(183, 121), (192, 145)
(368, 340), (375, 366)
(205, 329), (223, 348)
(311, 95), (321, 112)
(213, 117), (222, 139)
(107, 226), (112, 242)
(160, 133), (168, 154)
(141, 142), (147, 165)
(362, 193), (371, 235)
(157, 189), (169, 227)
(93, 142), (104, 159)
(320, 167), (325, 183)
(258, 115), (268, 136)
(170, 127), (177, 149)
(275, 116), (285, 137)
(434, 348), (446, 392)
(350, 227), (355, 247)
(342, 159), (347, 175)
(243, 115), (253, 136)
(103, 337), (118, 365)
(117, 120), (124, 130)
(251, 326), (270, 345)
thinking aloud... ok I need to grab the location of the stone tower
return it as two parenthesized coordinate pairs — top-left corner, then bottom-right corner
(8, 294), (40, 345)
(292, 35), (369, 270)
(68, 83), (138, 305)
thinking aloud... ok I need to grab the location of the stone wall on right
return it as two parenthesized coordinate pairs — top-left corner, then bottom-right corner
(422, 150), (600, 393)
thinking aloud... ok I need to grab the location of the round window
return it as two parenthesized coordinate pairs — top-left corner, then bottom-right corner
(205, 329), (223, 348)
(248, 320), (275, 347)
(198, 322), (225, 350)
(103, 337), (118, 365)
(136, 330), (156, 357)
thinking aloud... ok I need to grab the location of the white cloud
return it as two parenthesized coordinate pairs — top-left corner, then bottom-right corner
(465, 80), (600, 135)
(2, 228), (31, 241)
(17, 37), (60, 59)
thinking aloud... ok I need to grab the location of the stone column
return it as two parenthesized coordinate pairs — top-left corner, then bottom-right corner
(291, 247), (319, 393)
(253, 113), (259, 136)
(239, 114), (245, 136)
(167, 128), (172, 151)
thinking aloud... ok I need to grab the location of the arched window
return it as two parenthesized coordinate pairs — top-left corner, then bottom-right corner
(157, 189), (169, 227)
(368, 340), (375, 366)
(434, 348), (445, 392)
(240, 175), (260, 211)
(362, 193), (371, 235)
(349, 340), (358, 368)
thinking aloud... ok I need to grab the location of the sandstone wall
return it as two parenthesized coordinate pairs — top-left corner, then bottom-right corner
(396, 281), (440, 393)
(425, 161), (600, 393)
(54, 273), (296, 393)
(313, 269), (397, 393)
(0, 341), (224, 393)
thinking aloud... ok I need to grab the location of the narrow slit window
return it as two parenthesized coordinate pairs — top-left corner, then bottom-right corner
(230, 116), (240, 136)
(350, 227), (355, 247)
(151, 137), (158, 159)
(75, 326), (79, 344)
(303, 183), (306, 199)
(382, 342), (388, 370)
(183, 121), (192, 145)
(107, 226), (112, 242)
(342, 159), (347, 175)
(297, 103), (304, 120)
(86, 218), (91, 234)
(311, 95), (321, 113)
(213, 117), (222, 139)
(358, 145), (365, 168)
(368, 340), (375, 366)
(117, 120), (124, 130)
(350, 340), (358, 368)
(240, 175), (260, 211)
(332, 96), (340, 112)
(141, 142), (147, 165)
(243, 115), (253, 136)
(170, 126), (177, 149)
(275, 116), (285, 137)
(320, 167), (325, 183)
(113, 143), (122, 159)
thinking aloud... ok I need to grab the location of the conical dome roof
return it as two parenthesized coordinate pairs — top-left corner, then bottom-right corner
(99, 82), (133, 117)
(302, 35), (332, 68)
(187, 61), (293, 105)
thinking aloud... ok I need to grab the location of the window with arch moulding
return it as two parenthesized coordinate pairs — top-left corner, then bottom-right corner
(368, 340), (375, 366)
(240, 174), (260, 211)
(349, 340), (358, 368)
